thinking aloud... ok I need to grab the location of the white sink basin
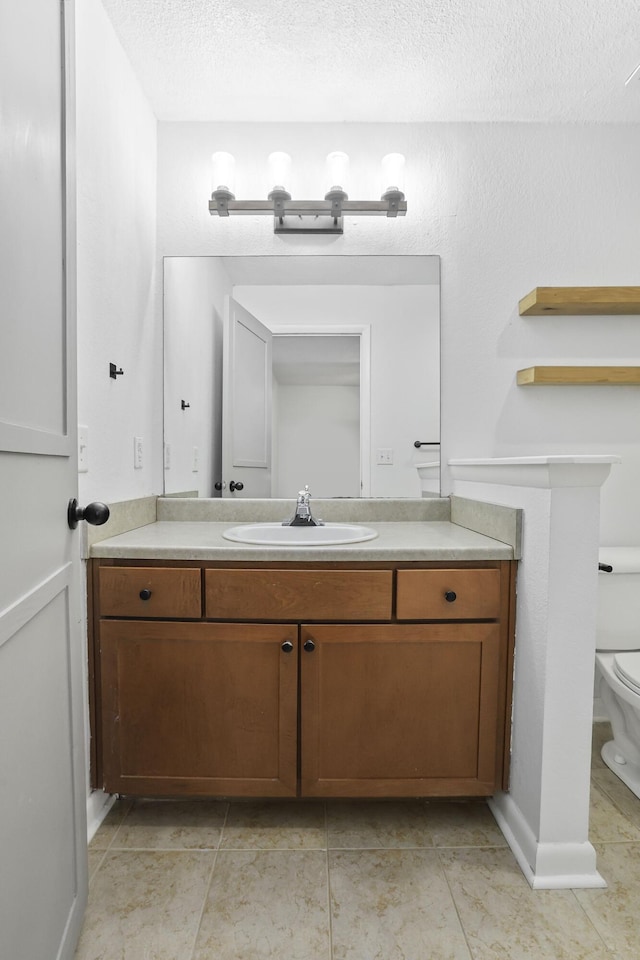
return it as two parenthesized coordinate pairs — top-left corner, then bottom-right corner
(222, 522), (378, 546)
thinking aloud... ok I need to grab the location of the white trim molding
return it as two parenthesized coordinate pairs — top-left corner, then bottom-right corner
(449, 455), (620, 488)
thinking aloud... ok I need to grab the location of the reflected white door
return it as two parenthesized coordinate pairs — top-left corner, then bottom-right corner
(222, 296), (272, 498)
(0, 2), (87, 959)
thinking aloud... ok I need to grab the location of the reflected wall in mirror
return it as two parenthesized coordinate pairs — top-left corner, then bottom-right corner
(163, 255), (440, 499)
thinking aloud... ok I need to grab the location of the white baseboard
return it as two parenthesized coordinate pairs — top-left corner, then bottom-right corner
(86, 790), (116, 843)
(488, 792), (607, 890)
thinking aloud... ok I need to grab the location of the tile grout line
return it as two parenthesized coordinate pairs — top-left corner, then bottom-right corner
(87, 848), (108, 886)
(434, 847), (476, 960)
(324, 803), (334, 960)
(589, 839), (640, 846)
(107, 844), (226, 853)
(567, 886), (615, 956)
(101, 841), (515, 854)
(186, 801), (230, 960)
(591, 780), (640, 831)
(590, 775), (640, 844)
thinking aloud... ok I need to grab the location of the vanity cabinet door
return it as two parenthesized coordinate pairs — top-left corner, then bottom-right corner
(299, 622), (502, 798)
(99, 620), (298, 797)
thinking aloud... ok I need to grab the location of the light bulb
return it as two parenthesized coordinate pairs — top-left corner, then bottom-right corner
(211, 152), (235, 194)
(268, 152), (292, 191)
(381, 153), (405, 194)
(326, 151), (349, 192)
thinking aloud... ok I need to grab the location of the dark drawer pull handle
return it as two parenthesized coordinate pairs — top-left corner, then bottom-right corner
(139, 589), (152, 601)
(303, 638), (315, 653)
(444, 590), (457, 603)
(281, 640), (294, 653)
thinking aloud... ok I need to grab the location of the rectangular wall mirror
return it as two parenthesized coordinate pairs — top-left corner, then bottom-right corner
(163, 255), (440, 499)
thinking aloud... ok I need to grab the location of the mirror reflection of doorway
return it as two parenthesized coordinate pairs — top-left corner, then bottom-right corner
(271, 334), (362, 499)
(222, 293), (370, 499)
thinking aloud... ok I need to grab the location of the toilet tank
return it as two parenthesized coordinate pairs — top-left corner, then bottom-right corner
(597, 547), (640, 650)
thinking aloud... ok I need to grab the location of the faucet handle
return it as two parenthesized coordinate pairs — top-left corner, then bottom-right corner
(298, 485), (310, 499)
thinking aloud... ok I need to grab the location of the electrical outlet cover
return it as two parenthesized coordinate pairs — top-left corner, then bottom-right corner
(134, 436), (143, 469)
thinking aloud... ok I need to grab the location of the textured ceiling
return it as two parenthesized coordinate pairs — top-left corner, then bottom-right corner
(99, 0), (639, 122)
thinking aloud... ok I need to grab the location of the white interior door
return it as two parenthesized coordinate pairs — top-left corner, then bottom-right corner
(222, 296), (272, 497)
(0, 3), (87, 959)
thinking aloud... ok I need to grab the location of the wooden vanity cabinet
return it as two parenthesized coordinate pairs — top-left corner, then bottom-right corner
(89, 560), (515, 800)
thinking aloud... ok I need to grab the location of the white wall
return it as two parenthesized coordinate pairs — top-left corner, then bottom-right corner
(157, 121), (640, 543)
(76, 0), (160, 505)
(163, 257), (229, 495)
(438, 124), (640, 546)
(273, 384), (360, 498)
(75, 0), (159, 827)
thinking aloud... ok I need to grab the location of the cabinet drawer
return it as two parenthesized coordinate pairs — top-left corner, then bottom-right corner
(396, 568), (501, 620)
(99, 567), (202, 619)
(205, 569), (393, 620)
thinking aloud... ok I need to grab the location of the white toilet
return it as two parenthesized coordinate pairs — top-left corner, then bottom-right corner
(595, 547), (640, 798)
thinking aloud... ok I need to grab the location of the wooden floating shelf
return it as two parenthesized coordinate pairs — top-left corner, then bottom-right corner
(519, 286), (640, 316)
(517, 366), (640, 386)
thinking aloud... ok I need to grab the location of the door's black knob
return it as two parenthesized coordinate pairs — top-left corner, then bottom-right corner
(229, 480), (244, 492)
(67, 499), (110, 530)
(303, 638), (315, 652)
(139, 589), (152, 601)
(444, 590), (457, 603)
(214, 481), (224, 491)
(281, 640), (294, 653)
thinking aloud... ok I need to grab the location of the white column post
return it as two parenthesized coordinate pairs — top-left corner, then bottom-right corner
(447, 456), (619, 889)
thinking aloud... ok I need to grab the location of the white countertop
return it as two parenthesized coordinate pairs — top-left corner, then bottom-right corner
(89, 520), (514, 562)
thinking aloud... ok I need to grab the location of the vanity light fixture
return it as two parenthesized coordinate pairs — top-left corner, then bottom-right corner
(209, 151), (407, 235)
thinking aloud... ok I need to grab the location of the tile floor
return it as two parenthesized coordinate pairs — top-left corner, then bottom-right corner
(76, 723), (640, 960)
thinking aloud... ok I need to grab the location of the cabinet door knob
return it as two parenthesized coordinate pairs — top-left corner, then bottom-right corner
(281, 640), (294, 653)
(444, 590), (457, 603)
(229, 480), (244, 492)
(139, 589), (152, 601)
(303, 638), (315, 652)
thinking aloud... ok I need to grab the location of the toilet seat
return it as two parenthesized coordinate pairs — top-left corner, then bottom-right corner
(613, 652), (640, 697)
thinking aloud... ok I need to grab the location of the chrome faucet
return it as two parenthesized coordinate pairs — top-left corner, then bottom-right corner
(283, 485), (324, 526)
